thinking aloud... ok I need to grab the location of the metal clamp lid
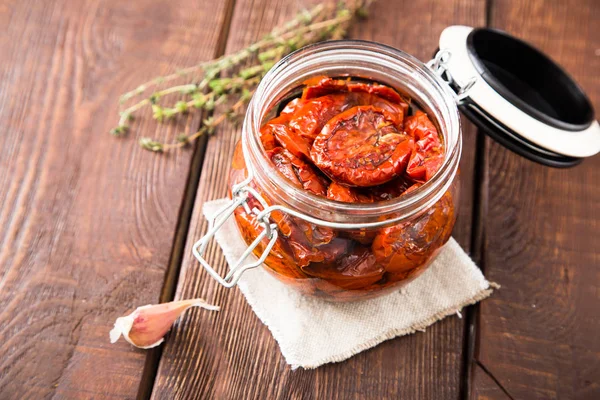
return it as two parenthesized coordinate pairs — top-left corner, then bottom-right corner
(426, 49), (477, 105)
(437, 26), (600, 166)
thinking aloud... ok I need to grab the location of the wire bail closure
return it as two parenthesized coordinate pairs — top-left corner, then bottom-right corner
(192, 182), (279, 288)
(426, 49), (477, 105)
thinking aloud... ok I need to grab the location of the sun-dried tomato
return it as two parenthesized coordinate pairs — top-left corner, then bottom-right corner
(371, 191), (455, 273)
(326, 183), (381, 244)
(261, 115), (311, 159)
(289, 94), (353, 142)
(404, 110), (444, 181)
(269, 147), (329, 196)
(301, 76), (350, 99)
(301, 76), (408, 121)
(328, 174), (417, 203)
(347, 80), (406, 104)
(367, 176), (416, 201)
(258, 120), (278, 151)
(302, 245), (384, 290)
(311, 106), (414, 187)
(327, 182), (367, 203)
(384, 260), (431, 287)
(359, 93), (406, 127)
(280, 97), (305, 116)
(288, 92), (405, 142)
(286, 236), (349, 267)
(302, 76), (407, 104)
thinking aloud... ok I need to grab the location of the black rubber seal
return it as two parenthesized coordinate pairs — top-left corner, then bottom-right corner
(466, 28), (594, 132)
(459, 98), (583, 168)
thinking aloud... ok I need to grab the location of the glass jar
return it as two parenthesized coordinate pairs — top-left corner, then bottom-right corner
(221, 40), (461, 301)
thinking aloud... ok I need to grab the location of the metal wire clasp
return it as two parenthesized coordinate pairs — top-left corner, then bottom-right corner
(426, 49), (477, 105)
(192, 182), (279, 288)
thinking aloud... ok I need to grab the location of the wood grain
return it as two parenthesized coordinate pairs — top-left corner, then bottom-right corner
(152, 0), (485, 399)
(0, 0), (231, 398)
(470, 362), (512, 400)
(471, 1), (600, 399)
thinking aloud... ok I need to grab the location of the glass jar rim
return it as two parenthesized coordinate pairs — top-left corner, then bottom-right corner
(241, 40), (462, 225)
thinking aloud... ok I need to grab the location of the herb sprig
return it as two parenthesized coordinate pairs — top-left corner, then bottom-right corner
(113, 1), (372, 152)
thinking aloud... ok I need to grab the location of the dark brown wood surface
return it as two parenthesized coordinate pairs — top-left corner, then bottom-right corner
(0, 0), (598, 399)
(151, 0), (484, 399)
(0, 0), (231, 398)
(470, 1), (600, 399)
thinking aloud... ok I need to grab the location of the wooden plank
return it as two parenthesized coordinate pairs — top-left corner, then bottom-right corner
(152, 0), (485, 399)
(0, 0), (231, 398)
(471, 1), (600, 399)
(471, 363), (513, 400)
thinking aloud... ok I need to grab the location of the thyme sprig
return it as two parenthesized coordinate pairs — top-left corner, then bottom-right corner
(114, 1), (372, 152)
(140, 92), (254, 152)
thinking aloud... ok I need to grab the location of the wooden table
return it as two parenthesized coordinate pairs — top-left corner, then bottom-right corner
(1, 0), (598, 398)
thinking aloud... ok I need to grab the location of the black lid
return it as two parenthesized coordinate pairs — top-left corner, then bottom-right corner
(437, 26), (600, 168)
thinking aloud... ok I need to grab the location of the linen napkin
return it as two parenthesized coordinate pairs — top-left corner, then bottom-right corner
(203, 199), (497, 369)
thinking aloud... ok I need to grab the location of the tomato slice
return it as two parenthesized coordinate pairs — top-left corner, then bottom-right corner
(302, 245), (384, 290)
(289, 94), (352, 142)
(258, 120), (278, 151)
(327, 182), (375, 203)
(371, 191), (455, 273)
(261, 115), (311, 159)
(404, 110), (444, 181)
(284, 236), (348, 267)
(302, 76), (349, 99)
(290, 92), (407, 142)
(347, 81), (405, 104)
(368, 176), (416, 201)
(361, 93), (406, 127)
(269, 147), (328, 196)
(280, 97), (305, 116)
(311, 106), (414, 187)
(405, 111), (441, 149)
(404, 182), (422, 193)
(302, 76), (407, 105)
(327, 182), (359, 202)
(271, 206), (342, 267)
(325, 182), (380, 244)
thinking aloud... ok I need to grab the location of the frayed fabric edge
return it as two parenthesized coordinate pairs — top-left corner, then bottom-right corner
(288, 283), (499, 369)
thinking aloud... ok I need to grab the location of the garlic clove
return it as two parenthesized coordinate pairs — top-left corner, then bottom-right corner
(110, 298), (219, 349)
